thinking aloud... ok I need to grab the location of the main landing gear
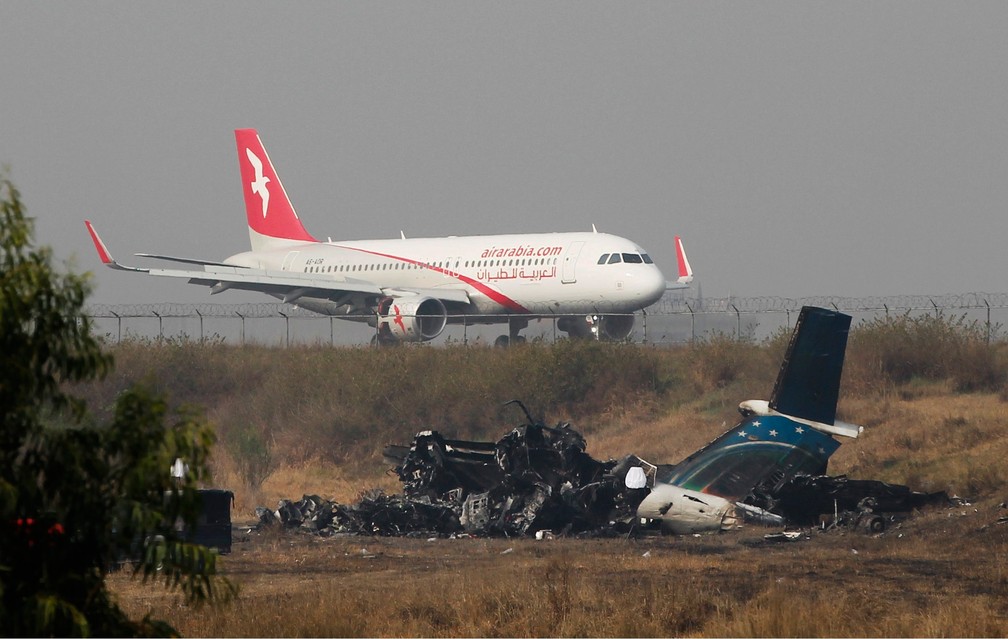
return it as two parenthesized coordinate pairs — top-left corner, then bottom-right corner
(494, 317), (529, 347)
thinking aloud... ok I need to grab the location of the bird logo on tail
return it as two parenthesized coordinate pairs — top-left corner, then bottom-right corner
(245, 148), (270, 218)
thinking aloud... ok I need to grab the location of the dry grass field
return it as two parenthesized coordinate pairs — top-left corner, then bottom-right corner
(107, 390), (1008, 637)
(108, 498), (1008, 637)
(90, 314), (1008, 636)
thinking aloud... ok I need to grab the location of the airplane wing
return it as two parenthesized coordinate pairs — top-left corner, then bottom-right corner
(84, 221), (471, 307)
(134, 253), (240, 268)
(140, 264), (385, 302)
(380, 287), (471, 305)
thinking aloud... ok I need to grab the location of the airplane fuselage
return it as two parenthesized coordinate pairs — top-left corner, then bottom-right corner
(224, 231), (667, 318)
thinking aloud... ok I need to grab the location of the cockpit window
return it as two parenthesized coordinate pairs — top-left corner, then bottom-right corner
(607, 253), (622, 264)
(597, 254), (610, 265)
(641, 253), (654, 264)
(622, 253), (643, 264)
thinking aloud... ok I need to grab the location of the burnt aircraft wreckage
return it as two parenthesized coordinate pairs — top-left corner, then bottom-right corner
(254, 307), (950, 538)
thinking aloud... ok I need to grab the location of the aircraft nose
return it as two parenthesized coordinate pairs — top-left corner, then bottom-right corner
(633, 266), (667, 306)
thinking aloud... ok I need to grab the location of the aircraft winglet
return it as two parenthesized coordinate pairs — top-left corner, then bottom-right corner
(674, 236), (692, 283)
(667, 236), (693, 288)
(84, 220), (113, 264)
(83, 221), (149, 272)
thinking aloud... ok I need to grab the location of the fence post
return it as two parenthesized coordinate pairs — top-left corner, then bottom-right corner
(985, 299), (991, 345)
(686, 303), (695, 343)
(731, 304), (740, 340)
(641, 309), (648, 344)
(196, 308), (203, 342)
(235, 311), (245, 345)
(153, 311), (162, 341)
(111, 311), (121, 343)
(278, 311), (289, 348)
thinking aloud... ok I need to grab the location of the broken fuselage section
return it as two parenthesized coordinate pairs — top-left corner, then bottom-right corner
(634, 306), (859, 534)
(635, 412), (841, 533)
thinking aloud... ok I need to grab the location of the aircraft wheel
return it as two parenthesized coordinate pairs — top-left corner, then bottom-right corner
(866, 515), (886, 533)
(494, 335), (526, 347)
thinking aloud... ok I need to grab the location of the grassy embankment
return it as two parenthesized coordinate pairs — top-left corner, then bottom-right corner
(80, 311), (1008, 513)
(91, 312), (1008, 636)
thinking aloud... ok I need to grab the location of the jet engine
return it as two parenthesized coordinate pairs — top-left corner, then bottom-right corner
(636, 484), (740, 534)
(376, 296), (447, 343)
(557, 314), (636, 340)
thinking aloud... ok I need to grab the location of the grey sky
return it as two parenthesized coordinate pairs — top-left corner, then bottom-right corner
(2, 2), (1006, 306)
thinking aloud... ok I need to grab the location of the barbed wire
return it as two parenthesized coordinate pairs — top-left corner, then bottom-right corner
(86, 292), (1008, 319)
(658, 292), (1008, 314)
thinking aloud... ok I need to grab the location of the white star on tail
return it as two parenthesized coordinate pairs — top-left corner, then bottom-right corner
(245, 148), (270, 218)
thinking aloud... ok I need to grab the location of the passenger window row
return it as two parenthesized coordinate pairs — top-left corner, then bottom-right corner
(303, 257), (560, 274)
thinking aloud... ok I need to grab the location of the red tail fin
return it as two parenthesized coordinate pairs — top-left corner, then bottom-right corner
(235, 129), (316, 247)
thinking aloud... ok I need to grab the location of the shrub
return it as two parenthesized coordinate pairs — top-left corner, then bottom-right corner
(846, 311), (1006, 394)
(0, 173), (233, 636)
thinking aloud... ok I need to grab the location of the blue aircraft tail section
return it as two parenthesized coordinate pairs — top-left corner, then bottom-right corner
(769, 306), (852, 426)
(655, 306), (853, 503)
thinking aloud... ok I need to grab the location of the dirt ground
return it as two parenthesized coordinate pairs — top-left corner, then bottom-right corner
(110, 498), (1008, 637)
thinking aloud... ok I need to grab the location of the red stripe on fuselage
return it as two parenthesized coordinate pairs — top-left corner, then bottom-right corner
(331, 244), (531, 313)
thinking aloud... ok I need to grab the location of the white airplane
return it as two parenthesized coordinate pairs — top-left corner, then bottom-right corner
(85, 129), (693, 345)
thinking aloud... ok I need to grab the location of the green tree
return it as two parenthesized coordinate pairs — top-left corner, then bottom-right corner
(0, 172), (235, 636)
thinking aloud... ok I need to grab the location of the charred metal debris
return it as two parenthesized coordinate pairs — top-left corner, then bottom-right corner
(252, 402), (950, 539)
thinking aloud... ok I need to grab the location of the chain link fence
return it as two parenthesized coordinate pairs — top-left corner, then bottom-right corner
(85, 292), (1008, 347)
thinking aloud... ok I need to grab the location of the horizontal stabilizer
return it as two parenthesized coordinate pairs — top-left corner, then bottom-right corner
(739, 399), (862, 439)
(769, 306), (852, 426)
